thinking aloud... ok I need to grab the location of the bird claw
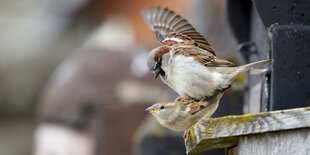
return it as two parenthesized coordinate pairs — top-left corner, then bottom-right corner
(183, 125), (193, 144)
(188, 96), (200, 102)
(192, 97), (207, 108)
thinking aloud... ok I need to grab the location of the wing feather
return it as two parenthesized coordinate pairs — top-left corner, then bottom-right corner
(178, 91), (224, 115)
(142, 7), (216, 55)
(174, 47), (235, 67)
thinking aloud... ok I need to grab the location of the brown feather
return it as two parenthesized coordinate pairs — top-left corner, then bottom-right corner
(178, 90), (224, 115)
(174, 47), (235, 67)
(142, 7), (216, 55)
(154, 46), (171, 61)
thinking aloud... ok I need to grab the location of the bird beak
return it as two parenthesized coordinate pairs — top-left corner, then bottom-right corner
(152, 68), (161, 79)
(145, 105), (159, 114)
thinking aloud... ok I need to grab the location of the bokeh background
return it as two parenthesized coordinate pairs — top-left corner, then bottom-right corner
(0, 0), (244, 155)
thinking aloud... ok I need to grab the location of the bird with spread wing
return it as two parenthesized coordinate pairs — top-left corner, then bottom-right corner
(143, 7), (273, 136)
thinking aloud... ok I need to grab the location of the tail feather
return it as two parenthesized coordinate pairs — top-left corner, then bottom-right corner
(240, 59), (274, 72)
(229, 59), (273, 82)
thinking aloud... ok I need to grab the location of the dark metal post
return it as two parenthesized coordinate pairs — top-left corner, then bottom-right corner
(227, 0), (310, 112)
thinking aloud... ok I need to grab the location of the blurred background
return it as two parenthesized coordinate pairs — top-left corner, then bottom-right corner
(0, 0), (245, 155)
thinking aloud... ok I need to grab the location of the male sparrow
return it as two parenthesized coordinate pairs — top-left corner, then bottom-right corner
(142, 7), (273, 99)
(145, 91), (223, 132)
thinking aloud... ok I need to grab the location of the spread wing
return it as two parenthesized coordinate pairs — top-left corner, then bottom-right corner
(142, 7), (216, 55)
(174, 47), (235, 67)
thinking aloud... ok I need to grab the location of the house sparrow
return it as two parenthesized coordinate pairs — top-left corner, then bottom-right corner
(145, 92), (223, 132)
(142, 7), (273, 99)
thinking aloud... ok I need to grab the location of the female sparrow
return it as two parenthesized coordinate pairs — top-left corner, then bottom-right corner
(142, 7), (273, 99)
(145, 92), (224, 143)
(145, 92), (223, 132)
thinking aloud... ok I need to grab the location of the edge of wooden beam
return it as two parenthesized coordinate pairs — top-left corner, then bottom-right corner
(186, 107), (310, 154)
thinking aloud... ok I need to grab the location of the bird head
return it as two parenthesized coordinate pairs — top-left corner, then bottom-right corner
(145, 102), (178, 127)
(146, 46), (171, 79)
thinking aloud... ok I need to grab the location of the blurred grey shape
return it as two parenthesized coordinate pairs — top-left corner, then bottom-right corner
(0, 0), (95, 154)
(0, 0), (93, 115)
(36, 31), (170, 155)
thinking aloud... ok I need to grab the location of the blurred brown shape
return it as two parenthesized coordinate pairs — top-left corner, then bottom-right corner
(77, 0), (186, 48)
(100, 104), (148, 155)
(37, 46), (170, 155)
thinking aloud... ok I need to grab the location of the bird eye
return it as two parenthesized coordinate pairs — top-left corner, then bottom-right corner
(160, 105), (165, 109)
(194, 43), (199, 47)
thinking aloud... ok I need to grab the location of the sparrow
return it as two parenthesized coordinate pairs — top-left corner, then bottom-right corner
(145, 92), (223, 132)
(142, 7), (273, 100)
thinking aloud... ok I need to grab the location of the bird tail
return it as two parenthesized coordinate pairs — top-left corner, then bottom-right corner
(226, 59), (274, 83)
(238, 59), (274, 73)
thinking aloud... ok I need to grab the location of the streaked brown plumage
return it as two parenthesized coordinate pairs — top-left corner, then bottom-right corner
(145, 91), (223, 131)
(142, 7), (215, 54)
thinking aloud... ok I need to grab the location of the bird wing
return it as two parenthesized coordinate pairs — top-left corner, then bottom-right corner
(142, 7), (216, 55)
(179, 91), (223, 115)
(179, 97), (201, 115)
(174, 47), (235, 67)
(179, 96), (211, 115)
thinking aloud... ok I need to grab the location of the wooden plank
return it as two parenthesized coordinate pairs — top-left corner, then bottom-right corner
(185, 107), (310, 154)
(238, 128), (310, 155)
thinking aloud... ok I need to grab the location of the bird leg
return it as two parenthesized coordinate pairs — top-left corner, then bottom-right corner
(183, 125), (194, 144)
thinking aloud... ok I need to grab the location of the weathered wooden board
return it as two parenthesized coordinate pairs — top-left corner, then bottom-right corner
(185, 107), (310, 154)
(238, 128), (310, 155)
